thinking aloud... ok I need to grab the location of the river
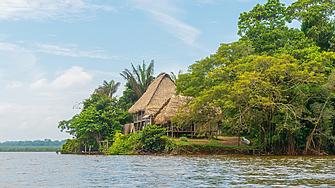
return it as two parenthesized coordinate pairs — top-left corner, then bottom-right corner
(1, 152), (334, 187)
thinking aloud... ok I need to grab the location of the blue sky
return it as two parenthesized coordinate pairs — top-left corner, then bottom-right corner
(0, 0), (296, 141)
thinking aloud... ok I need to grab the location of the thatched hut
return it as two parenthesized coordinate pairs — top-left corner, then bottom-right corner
(154, 95), (193, 136)
(154, 95), (190, 124)
(155, 95), (222, 137)
(128, 74), (176, 131)
(125, 73), (221, 136)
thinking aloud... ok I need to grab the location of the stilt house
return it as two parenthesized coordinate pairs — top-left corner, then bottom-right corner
(127, 74), (176, 131)
(125, 73), (221, 136)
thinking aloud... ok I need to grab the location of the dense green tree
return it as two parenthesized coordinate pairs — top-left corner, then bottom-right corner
(120, 60), (155, 99)
(58, 94), (131, 150)
(289, 0), (335, 51)
(238, 0), (315, 56)
(175, 41), (254, 97)
(173, 0), (335, 153)
(117, 82), (139, 111)
(173, 51), (335, 154)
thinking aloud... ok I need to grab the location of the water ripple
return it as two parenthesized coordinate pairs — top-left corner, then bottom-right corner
(1, 153), (335, 187)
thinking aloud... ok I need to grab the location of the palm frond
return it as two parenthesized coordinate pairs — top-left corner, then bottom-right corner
(120, 60), (157, 98)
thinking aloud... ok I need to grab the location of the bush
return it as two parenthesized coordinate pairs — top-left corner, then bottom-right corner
(180, 137), (188, 142)
(108, 125), (179, 154)
(138, 124), (167, 152)
(160, 136), (178, 153)
(60, 139), (80, 154)
(108, 132), (139, 155)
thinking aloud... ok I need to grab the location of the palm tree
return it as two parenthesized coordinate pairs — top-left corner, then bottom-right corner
(120, 60), (155, 98)
(94, 86), (108, 96)
(170, 70), (183, 82)
(95, 80), (121, 98)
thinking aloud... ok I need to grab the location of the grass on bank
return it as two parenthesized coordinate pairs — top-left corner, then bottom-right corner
(176, 139), (255, 150)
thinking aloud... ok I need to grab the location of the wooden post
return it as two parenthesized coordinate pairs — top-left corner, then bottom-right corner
(171, 124), (174, 137)
(107, 141), (109, 153)
(89, 145), (91, 154)
(85, 145), (87, 153)
(238, 125), (241, 146)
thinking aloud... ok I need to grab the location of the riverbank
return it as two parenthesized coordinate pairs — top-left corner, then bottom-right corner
(108, 136), (330, 156)
(60, 135), (330, 156)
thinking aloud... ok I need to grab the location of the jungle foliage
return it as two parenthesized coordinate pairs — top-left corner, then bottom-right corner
(173, 0), (335, 154)
(58, 60), (163, 154)
(58, 88), (133, 153)
(108, 124), (177, 155)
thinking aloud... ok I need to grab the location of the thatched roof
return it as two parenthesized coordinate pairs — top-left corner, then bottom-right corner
(154, 95), (192, 125)
(128, 74), (176, 115)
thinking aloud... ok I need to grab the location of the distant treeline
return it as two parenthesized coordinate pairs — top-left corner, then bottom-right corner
(0, 146), (61, 152)
(0, 139), (66, 147)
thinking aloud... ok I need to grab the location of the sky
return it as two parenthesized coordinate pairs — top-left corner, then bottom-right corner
(0, 0), (297, 142)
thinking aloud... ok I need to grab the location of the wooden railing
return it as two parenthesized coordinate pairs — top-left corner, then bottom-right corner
(134, 114), (143, 122)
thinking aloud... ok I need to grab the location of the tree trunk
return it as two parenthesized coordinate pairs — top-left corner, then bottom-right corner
(306, 92), (332, 152)
(93, 133), (101, 150)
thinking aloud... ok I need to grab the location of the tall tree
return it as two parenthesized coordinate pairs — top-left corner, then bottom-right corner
(95, 80), (121, 98)
(58, 94), (131, 150)
(238, 0), (311, 56)
(288, 0), (335, 52)
(117, 82), (139, 111)
(103, 80), (121, 98)
(120, 60), (155, 98)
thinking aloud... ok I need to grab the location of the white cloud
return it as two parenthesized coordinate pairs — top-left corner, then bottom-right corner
(0, 34), (10, 40)
(148, 10), (201, 45)
(47, 34), (58, 37)
(0, 51), (38, 80)
(29, 78), (48, 90)
(0, 42), (115, 59)
(0, 0), (116, 21)
(132, 0), (201, 45)
(0, 103), (28, 117)
(17, 122), (28, 130)
(0, 42), (26, 51)
(29, 66), (92, 90)
(51, 66), (92, 89)
(33, 43), (112, 59)
(6, 81), (22, 89)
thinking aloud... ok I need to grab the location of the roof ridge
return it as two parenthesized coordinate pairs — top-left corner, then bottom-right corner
(145, 74), (169, 111)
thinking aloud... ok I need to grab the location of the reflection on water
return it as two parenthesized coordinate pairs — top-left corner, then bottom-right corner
(1, 152), (335, 187)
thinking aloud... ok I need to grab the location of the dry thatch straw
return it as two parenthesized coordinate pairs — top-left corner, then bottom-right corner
(154, 95), (192, 125)
(128, 74), (176, 116)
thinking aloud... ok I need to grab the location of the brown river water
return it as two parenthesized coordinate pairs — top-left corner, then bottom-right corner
(1, 152), (335, 187)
